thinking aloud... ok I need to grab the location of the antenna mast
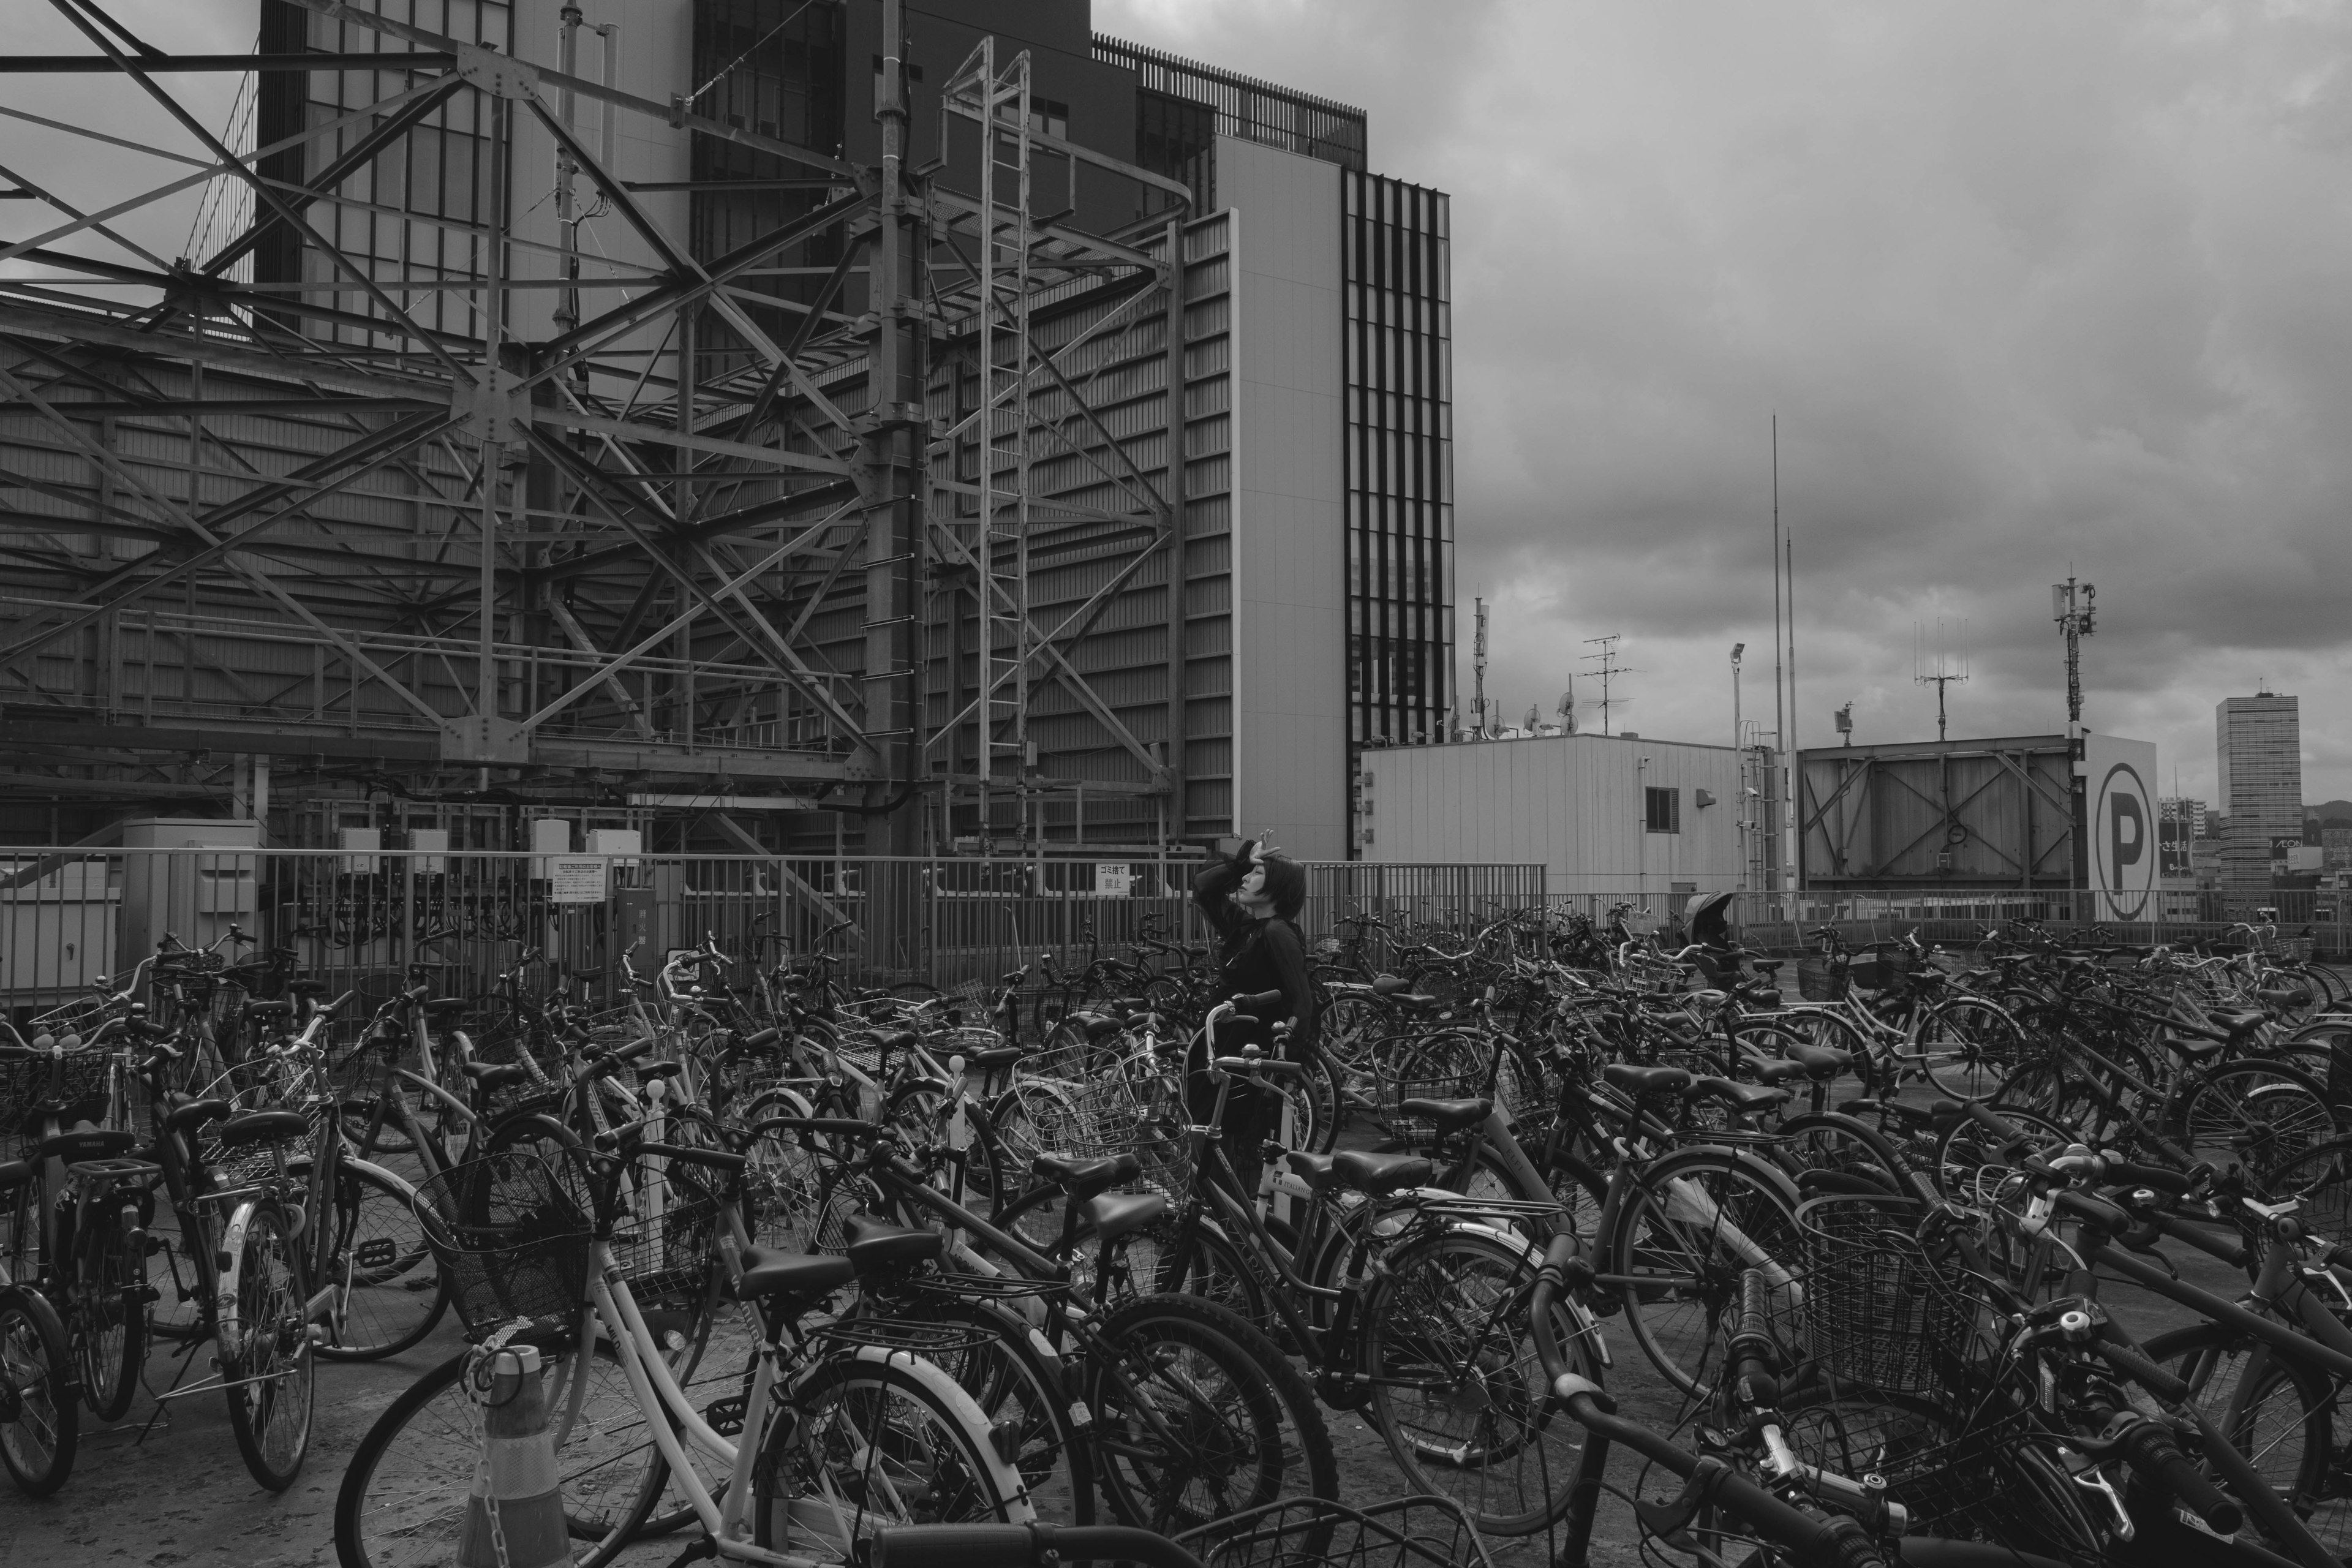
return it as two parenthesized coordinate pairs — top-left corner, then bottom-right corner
(2052, 575), (2097, 892)
(1472, 595), (1489, 737)
(1913, 619), (1971, 742)
(1580, 635), (1639, 737)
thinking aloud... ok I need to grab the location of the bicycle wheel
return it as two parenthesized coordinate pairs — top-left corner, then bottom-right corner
(0, 1286), (78, 1496)
(752, 1349), (1031, 1556)
(1914, 995), (2029, 1102)
(219, 1202), (316, 1491)
(2267, 1135), (2352, 1234)
(2143, 1321), (2337, 1554)
(869, 1293), (1093, 1525)
(1362, 1224), (1596, 1535)
(320, 1160), (449, 1362)
(334, 1338), (668, 1568)
(2180, 1061), (2339, 1188)
(67, 1196), (146, 1421)
(1605, 1146), (1803, 1396)
(886, 1080), (1007, 1215)
(1083, 1292), (1338, 1534)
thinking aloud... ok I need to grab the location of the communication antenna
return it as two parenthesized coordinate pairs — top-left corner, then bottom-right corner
(1913, 618), (1971, 742)
(1556, 680), (1577, 736)
(2052, 574), (2098, 892)
(1580, 635), (1640, 737)
(1472, 595), (1490, 737)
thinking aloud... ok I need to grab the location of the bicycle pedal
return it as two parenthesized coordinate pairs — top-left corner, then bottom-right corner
(703, 1395), (746, 1437)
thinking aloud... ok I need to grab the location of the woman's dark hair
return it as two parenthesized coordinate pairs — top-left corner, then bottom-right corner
(1256, 853), (1308, 922)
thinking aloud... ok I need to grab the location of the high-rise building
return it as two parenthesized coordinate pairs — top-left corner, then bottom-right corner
(2215, 693), (2301, 903)
(242, 0), (1450, 859)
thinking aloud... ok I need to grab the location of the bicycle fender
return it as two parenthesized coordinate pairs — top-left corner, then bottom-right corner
(0, 1283), (81, 1395)
(339, 1157), (418, 1199)
(1437, 1219), (1613, 1370)
(843, 1343), (1039, 1522)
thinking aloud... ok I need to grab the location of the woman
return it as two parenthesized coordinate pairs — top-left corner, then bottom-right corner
(1188, 837), (1316, 1193)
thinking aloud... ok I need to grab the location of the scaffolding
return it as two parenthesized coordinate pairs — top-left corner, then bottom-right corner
(0, 0), (1199, 875)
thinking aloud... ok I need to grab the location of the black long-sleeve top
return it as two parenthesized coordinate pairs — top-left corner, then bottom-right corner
(1191, 853), (1317, 1045)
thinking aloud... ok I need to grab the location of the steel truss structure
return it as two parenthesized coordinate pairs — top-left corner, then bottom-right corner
(0, 0), (1207, 862)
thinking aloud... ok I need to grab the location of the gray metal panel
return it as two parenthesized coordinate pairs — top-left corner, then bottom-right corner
(1798, 737), (2078, 888)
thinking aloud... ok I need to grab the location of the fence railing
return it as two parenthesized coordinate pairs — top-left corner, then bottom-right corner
(0, 848), (1546, 1017)
(1542, 887), (2350, 962)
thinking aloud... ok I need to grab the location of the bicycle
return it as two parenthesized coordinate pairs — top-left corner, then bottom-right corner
(336, 1136), (1033, 1568)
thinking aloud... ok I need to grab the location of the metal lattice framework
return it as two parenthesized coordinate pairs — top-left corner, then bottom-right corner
(0, 0), (1197, 858)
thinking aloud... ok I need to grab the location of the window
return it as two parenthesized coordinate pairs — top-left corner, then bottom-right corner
(1645, 787), (1679, 834)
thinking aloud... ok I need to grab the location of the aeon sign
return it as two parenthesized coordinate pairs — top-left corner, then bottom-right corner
(2084, 734), (2158, 921)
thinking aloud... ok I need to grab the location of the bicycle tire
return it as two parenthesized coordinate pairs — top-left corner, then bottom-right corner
(1084, 1291), (1338, 1534)
(0, 1284), (78, 1496)
(338, 1094), (420, 1158)
(2179, 1060), (2340, 1188)
(318, 1159), (449, 1362)
(1362, 1222), (1599, 1535)
(333, 1339), (668, 1568)
(219, 1201), (316, 1491)
(1605, 1145), (1803, 1397)
(68, 1193), (146, 1421)
(2143, 1319), (2337, 1553)
(1915, 995), (2029, 1102)
(751, 1346), (1033, 1556)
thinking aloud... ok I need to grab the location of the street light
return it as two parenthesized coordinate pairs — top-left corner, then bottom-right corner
(1730, 643), (1746, 751)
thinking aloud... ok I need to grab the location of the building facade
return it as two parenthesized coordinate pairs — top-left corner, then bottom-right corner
(233, 0), (1450, 861)
(2216, 694), (2301, 902)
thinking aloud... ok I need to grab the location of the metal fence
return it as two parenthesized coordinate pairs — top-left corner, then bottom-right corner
(1544, 887), (2350, 962)
(0, 847), (1546, 1018)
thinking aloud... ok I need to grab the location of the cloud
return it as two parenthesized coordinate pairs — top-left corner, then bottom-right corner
(1100, 0), (2352, 801)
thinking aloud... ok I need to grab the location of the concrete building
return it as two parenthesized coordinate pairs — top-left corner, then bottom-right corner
(2217, 693), (2301, 901)
(1356, 732), (1746, 898)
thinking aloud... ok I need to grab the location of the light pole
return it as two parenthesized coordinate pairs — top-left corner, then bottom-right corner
(1730, 642), (1745, 750)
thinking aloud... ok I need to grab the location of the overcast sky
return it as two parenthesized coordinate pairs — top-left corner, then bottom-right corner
(1105, 0), (2352, 806)
(7, 2), (2347, 804)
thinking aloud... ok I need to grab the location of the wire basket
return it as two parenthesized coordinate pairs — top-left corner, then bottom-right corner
(1779, 1399), (2083, 1558)
(198, 1096), (333, 1194)
(411, 1151), (595, 1339)
(1796, 954), (1851, 1003)
(608, 1153), (729, 1309)
(1006, 1065), (1191, 1197)
(1792, 1194), (1997, 1399)
(1174, 1494), (1494, 1568)
(1849, 952), (1920, 992)
(1371, 1031), (1491, 1151)
(0, 1044), (119, 1135)
(2263, 935), (2318, 963)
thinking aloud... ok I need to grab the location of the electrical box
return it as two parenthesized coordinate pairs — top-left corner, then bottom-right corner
(530, 818), (571, 878)
(338, 827), (381, 874)
(407, 827), (450, 875)
(118, 818), (262, 975)
(587, 828), (641, 862)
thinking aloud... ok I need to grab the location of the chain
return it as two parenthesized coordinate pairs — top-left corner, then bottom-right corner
(465, 1319), (531, 1568)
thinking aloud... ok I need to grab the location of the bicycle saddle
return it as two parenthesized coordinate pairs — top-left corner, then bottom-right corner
(1030, 1152), (1141, 1202)
(877, 1030), (921, 1052)
(1372, 974), (1411, 996)
(2208, 1010), (2268, 1041)
(733, 1246), (855, 1302)
(423, 997), (469, 1016)
(1398, 1097), (1491, 1138)
(464, 1063), (531, 1093)
(1752, 960), (1784, 976)
(841, 1213), (944, 1274)
(963, 1045), (1025, 1070)
(214, 1109), (309, 1147)
(2258, 987), (2311, 1009)
(165, 1097), (233, 1136)
(635, 1061), (685, 1085)
(1112, 997), (1152, 1016)
(1603, 1063), (1694, 1098)
(1082, 1190), (1167, 1244)
(37, 1128), (137, 1163)
(1749, 1058), (1814, 1085)
(287, 979), (331, 995)
(1066, 1013), (1123, 1042)
(1285, 1150), (1340, 1191)
(1784, 1043), (1853, 1079)
(0, 1160), (29, 1192)
(1330, 1149), (1433, 1196)
(243, 999), (293, 1018)
(1686, 1077), (1790, 1114)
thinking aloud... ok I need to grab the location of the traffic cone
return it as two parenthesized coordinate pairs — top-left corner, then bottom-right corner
(457, 1344), (571, 1568)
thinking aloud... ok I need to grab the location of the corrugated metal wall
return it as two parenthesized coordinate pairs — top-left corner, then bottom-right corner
(1355, 732), (1746, 896)
(1798, 737), (2075, 888)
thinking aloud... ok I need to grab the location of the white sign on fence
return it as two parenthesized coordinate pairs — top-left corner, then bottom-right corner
(1094, 863), (1133, 897)
(549, 856), (611, 903)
